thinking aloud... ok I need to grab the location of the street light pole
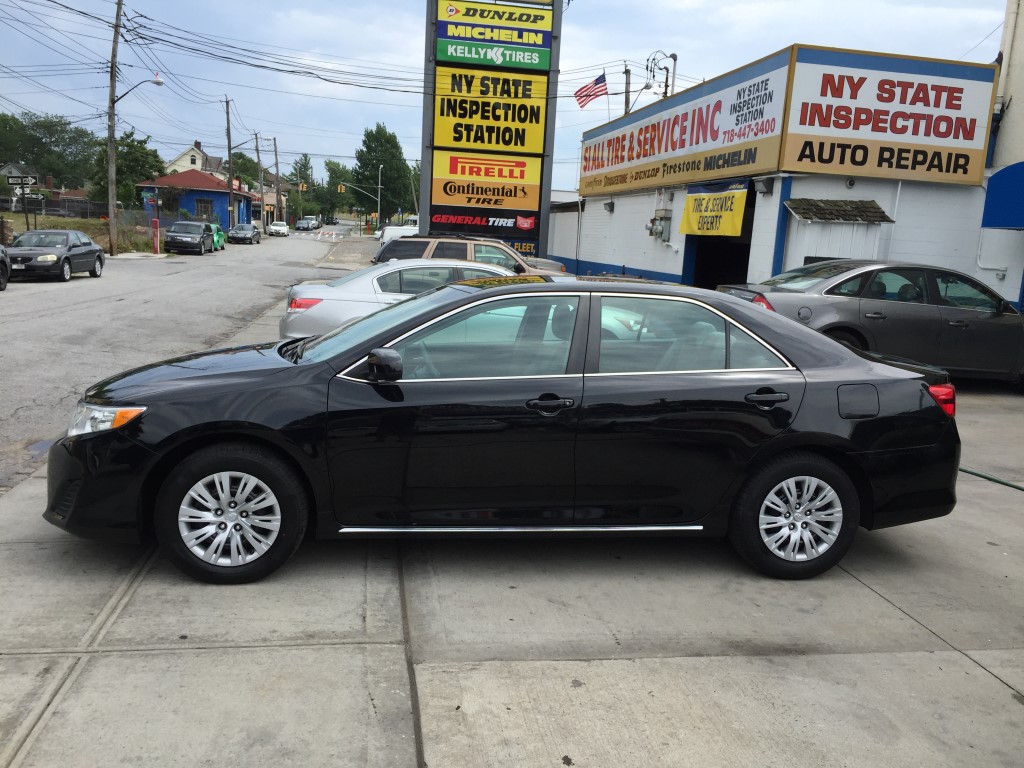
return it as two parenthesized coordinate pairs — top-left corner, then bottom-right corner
(106, 36), (163, 258)
(377, 164), (383, 232)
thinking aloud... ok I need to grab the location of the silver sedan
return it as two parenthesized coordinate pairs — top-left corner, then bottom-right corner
(279, 258), (513, 339)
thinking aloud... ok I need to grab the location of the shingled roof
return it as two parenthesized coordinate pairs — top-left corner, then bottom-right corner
(785, 198), (894, 223)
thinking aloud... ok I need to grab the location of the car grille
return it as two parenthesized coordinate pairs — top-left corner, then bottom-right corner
(10, 256), (31, 264)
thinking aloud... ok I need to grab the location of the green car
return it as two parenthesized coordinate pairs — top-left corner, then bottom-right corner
(210, 224), (226, 251)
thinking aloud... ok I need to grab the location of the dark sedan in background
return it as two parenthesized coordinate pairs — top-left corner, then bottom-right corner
(228, 223), (261, 244)
(44, 277), (959, 585)
(164, 221), (215, 254)
(7, 229), (104, 281)
(719, 259), (1024, 382)
(0, 243), (9, 291)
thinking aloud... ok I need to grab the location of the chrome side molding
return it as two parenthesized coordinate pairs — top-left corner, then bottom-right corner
(338, 524), (704, 534)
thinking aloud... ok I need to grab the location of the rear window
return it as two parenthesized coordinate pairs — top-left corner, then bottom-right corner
(375, 240), (429, 261)
(761, 261), (859, 290)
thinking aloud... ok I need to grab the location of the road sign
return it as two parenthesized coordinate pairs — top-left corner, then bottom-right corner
(6, 175), (37, 186)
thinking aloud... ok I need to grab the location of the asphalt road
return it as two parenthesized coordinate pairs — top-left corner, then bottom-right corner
(0, 225), (356, 490)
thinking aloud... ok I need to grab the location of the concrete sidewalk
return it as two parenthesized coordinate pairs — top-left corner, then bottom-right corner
(1, 237), (1021, 767)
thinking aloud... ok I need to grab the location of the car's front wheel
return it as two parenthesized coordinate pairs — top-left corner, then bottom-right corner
(729, 452), (859, 579)
(199, 240), (206, 255)
(89, 256), (103, 278)
(0, 264), (8, 291)
(154, 443), (309, 584)
(58, 259), (72, 282)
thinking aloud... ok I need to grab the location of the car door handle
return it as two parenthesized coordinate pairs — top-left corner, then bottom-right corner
(864, 312), (886, 320)
(745, 391), (789, 407)
(526, 398), (575, 414)
(947, 320), (969, 328)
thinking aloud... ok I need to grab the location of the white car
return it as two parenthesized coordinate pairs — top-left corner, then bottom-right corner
(279, 259), (513, 339)
(268, 221), (289, 237)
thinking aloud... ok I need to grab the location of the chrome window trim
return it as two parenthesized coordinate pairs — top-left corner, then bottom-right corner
(339, 524), (704, 534)
(338, 372), (582, 384)
(339, 291), (585, 381)
(587, 367), (792, 378)
(594, 292), (796, 372)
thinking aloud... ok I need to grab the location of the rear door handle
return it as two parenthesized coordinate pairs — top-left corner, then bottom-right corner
(526, 398), (575, 415)
(947, 320), (969, 328)
(864, 312), (886, 320)
(745, 391), (790, 406)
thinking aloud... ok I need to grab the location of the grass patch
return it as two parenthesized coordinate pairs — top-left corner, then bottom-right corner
(1, 215), (157, 254)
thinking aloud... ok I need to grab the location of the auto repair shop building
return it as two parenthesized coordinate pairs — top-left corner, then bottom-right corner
(551, 41), (1024, 308)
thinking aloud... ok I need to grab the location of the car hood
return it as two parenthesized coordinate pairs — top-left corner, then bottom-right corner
(8, 246), (68, 257)
(84, 342), (295, 403)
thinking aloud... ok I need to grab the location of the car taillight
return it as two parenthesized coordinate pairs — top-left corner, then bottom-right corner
(287, 297), (322, 313)
(927, 383), (956, 418)
(752, 294), (775, 311)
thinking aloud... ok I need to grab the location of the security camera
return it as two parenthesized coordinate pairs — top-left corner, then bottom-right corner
(845, 178), (856, 189)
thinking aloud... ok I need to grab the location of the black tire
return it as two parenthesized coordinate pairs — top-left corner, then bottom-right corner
(728, 452), (859, 579)
(89, 256), (103, 278)
(0, 264), (8, 291)
(825, 329), (865, 350)
(154, 443), (309, 584)
(199, 240), (206, 255)
(58, 259), (72, 282)
(166, 248), (175, 255)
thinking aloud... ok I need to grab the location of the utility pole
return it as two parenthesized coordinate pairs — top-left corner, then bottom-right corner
(623, 63), (631, 116)
(273, 137), (283, 223)
(106, 0), (124, 257)
(254, 132), (265, 231)
(224, 96), (234, 228)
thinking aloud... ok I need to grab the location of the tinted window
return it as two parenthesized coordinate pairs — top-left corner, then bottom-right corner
(728, 325), (787, 369)
(474, 244), (518, 270)
(169, 223), (203, 234)
(434, 241), (467, 260)
(377, 267), (457, 295)
(13, 232), (68, 248)
(864, 269), (927, 303)
(934, 272), (1000, 312)
(391, 296), (578, 379)
(378, 240), (430, 261)
(828, 274), (866, 297)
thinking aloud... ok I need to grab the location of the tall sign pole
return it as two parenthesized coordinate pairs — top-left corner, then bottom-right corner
(225, 96), (234, 228)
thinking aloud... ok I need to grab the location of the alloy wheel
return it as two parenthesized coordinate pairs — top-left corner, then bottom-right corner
(758, 475), (843, 562)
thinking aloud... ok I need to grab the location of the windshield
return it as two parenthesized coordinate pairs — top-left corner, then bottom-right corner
(169, 222), (203, 234)
(760, 261), (860, 290)
(13, 232), (68, 248)
(233, 224), (254, 231)
(300, 286), (464, 364)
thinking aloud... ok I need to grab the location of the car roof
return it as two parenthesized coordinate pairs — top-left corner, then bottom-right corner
(373, 258), (511, 272)
(17, 229), (78, 235)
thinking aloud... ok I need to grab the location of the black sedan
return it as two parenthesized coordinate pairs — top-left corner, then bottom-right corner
(7, 230), (104, 281)
(719, 260), (1024, 382)
(228, 223), (261, 244)
(0, 243), (9, 291)
(43, 277), (960, 584)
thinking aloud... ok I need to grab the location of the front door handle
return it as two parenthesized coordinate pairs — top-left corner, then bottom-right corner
(947, 320), (969, 328)
(526, 397), (575, 415)
(864, 312), (887, 320)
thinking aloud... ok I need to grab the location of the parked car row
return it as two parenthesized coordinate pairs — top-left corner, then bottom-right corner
(372, 234), (566, 276)
(163, 221), (264, 253)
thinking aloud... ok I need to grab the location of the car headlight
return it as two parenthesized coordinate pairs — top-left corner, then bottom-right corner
(67, 403), (147, 436)
(37, 254), (58, 262)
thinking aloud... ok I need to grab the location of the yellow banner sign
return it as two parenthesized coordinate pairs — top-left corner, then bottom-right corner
(432, 150), (541, 209)
(434, 66), (547, 154)
(439, 1), (552, 32)
(680, 183), (748, 236)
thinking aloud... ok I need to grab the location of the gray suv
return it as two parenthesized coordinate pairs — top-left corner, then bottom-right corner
(164, 221), (215, 254)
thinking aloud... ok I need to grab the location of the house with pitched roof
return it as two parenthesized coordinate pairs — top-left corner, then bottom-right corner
(138, 169), (255, 229)
(164, 141), (227, 180)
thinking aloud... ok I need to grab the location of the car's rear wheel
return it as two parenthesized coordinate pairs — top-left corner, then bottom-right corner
(0, 264), (8, 291)
(58, 259), (72, 282)
(154, 443), (309, 584)
(825, 329), (865, 350)
(89, 256), (103, 278)
(729, 452), (859, 579)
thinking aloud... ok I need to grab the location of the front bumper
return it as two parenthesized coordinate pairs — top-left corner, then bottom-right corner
(163, 239), (203, 252)
(43, 430), (159, 542)
(10, 262), (60, 276)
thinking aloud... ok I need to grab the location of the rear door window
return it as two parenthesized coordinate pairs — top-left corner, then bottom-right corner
(380, 241), (429, 260)
(433, 241), (467, 260)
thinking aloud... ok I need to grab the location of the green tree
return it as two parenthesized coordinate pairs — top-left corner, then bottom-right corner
(287, 153), (315, 217)
(230, 151), (262, 188)
(353, 123), (414, 223)
(88, 130), (166, 208)
(0, 112), (98, 188)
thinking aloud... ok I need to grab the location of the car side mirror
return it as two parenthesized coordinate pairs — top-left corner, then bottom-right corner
(513, 262), (526, 274)
(367, 348), (403, 383)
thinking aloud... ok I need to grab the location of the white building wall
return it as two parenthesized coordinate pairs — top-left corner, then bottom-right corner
(747, 187), (781, 283)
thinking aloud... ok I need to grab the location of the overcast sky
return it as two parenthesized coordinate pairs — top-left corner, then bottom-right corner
(0, 0), (1008, 191)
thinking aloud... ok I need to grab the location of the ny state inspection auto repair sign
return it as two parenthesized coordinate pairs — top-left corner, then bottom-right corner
(428, 0), (555, 255)
(579, 45), (997, 195)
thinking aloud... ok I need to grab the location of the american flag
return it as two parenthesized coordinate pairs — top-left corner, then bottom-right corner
(575, 73), (608, 109)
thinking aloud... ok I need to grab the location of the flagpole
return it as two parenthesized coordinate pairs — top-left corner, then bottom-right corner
(604, 69), (611, 123)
